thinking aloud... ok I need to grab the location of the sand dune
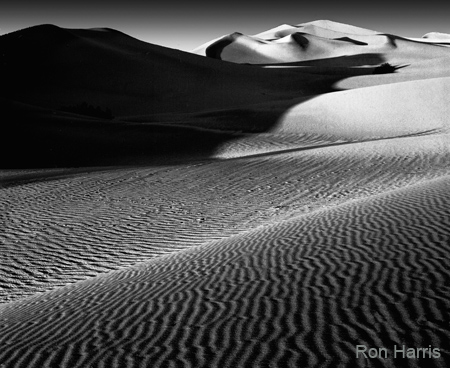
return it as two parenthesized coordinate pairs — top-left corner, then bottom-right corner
(2, 24), (406, 167)
(204, 32), (450, 64)
(1, 19), (450, 368)
(0, 176), (449, 367)
(196, 19), (450, 65)
(422, 32), (450, 40)
(193, 20), (379, 55)
(1, 128), (449, 303)
(252, 20), (379, 41)
(1, 23), (372, 117)
(3, 23), (402, 167)
(275, 77), (450, 138)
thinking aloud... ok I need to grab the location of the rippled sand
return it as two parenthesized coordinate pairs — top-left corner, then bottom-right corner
(1, 19), (450, 368)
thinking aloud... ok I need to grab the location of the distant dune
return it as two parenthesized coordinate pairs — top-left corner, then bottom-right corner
(422, 31), (450, 39)
(2, 21), (450, 166)
(195, 20), (450, 64)
(1, 20), (449, 368)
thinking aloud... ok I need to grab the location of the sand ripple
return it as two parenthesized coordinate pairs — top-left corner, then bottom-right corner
(0, 176), (449, 367)
(2, 19), (450, 368)
(1, 133), (449, 303)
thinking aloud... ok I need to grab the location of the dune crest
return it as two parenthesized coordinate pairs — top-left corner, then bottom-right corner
(1, 19), (450, 367)
(422, 31), (450, 39)
(195, 19), (450, 64)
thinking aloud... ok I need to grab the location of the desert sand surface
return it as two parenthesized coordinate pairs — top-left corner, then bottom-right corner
(1, 20), (449, 367)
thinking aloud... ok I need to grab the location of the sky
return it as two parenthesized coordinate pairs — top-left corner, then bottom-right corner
(1, 1), (450, 51)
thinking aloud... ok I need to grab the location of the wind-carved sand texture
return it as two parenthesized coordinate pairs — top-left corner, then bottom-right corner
(1, 19), (450, 368)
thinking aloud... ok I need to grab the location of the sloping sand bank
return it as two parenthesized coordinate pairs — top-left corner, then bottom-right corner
(0, 176), (449, 367)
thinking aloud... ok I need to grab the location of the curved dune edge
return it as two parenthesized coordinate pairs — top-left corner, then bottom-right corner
(0, 176), (449, 367)
(275, 76), (450, 138)
(422, 32), (450, 40)
(3, 21), (450, 168)
(192, 20), (379, 54)
(195, 19), (450, 64)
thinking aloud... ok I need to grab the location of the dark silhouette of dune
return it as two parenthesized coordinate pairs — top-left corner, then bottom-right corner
(1, 24), (352, 116)
(3, 22), (448, 167)
(1, 24), (388, 168)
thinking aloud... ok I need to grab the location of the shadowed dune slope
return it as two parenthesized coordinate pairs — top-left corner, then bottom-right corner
(0, 24), (356, 116)
(0, 176), (448, 368)
(1, 23), (390, 168)
(3, 22), (450, 167)
(121, 74), (450, 151)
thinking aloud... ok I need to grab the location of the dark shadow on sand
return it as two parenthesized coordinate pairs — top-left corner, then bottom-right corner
(0, 25), (390, 170)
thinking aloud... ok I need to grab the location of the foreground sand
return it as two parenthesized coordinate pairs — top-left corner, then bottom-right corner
(1, 169), (449, 368)
(1, 20), (450, 367)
